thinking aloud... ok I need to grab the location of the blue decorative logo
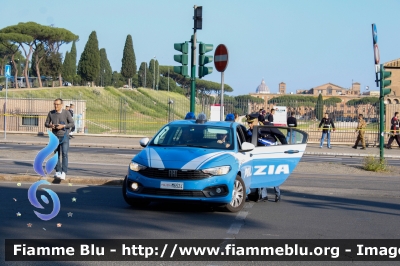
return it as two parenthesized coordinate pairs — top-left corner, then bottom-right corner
(33, 130), (59, 177)
(29, 130), (61, 221)
(28, 180), (61, 221)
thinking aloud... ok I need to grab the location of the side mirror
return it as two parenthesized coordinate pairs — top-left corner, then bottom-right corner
(139, 137), (149, 147)
(240, 142), (255, 152)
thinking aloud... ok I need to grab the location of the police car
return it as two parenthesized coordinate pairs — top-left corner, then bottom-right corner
(122, 114), (308, 212)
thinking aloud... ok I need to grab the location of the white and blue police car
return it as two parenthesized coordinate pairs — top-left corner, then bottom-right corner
(123, 114), (308, 212)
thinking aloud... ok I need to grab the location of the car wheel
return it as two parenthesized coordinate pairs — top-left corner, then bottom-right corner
(122, 176), (151, 208)
(224, 175), (246, 212)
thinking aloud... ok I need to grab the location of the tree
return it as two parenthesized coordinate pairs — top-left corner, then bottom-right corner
(149, 58), (159, 90)
(158, 76), (180, 92)
(77, 31), (100, 86)
(0, 32), (32, 88)
(69, 41), (77, 84)
(46, 52), (63, 86)
(62, 51), (72, 82)
(31, 43), (47, 77)
(111, 71), (125, 88)
(323, 97), (342, 106)
(97, 48), (112, 87)
(315, 93), (324, 120)
(120, 34), (136, 88)
(138, 62), (152, 88)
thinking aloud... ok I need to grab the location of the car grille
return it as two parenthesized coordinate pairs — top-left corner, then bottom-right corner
(139, 168), (211, 180)
(141, 188), (205, 197)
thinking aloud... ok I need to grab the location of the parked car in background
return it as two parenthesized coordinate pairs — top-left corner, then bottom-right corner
(63, 82), (72, 86)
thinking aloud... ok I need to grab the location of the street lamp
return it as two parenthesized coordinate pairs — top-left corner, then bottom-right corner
(153, 56), (156, 90)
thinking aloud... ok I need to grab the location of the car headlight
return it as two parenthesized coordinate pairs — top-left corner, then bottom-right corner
(129, 162), (147, 172)
(202, 166), (231, 176)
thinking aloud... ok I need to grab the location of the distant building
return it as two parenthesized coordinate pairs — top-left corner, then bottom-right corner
(296, 82), (360, 96)
(255, 79), (270, 94)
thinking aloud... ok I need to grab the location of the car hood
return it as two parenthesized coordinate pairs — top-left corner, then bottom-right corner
(134, 147), (235, 170)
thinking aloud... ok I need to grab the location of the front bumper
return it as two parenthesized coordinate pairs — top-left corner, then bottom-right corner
(124, 171), (235, 204)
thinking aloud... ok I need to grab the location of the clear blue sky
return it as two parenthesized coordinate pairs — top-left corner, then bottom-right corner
(2, 0), (400, 95)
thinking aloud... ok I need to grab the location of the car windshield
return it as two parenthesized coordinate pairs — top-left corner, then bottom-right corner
(149, 124), (234, 150)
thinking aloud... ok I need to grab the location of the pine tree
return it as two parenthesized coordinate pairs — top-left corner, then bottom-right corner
(70, 41), (77, 83)
(98, 48), (112, 86)
(62, 51), (74, 83)
(77, 31), (100, 86)
(315, 93), (324, 120)
(149, 59), (159, 90)
(138, 62), (152, 88)
(120, 34), (136, 87)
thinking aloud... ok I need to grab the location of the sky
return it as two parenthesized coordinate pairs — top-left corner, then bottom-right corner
(1, 0), (400, 96)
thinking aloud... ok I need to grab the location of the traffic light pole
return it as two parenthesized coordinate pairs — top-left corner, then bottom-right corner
(190, 11), (197, 113)
(379, 81), (384, 161)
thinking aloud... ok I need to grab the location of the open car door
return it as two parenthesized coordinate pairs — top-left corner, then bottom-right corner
(249, 125), (308, 188)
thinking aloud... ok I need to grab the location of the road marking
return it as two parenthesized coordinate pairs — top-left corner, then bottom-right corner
(227, 223), (243, 235)
(235, 211), (248, 220)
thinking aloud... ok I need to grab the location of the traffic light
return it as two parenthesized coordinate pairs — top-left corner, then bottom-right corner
(198, 42), (213, 79)
(194, 6), (202, 29)
(173, 42), (189, 77)
(380, 64), (391, 96)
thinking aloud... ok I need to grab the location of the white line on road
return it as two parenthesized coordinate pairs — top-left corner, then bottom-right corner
(227, 223), (243, 235)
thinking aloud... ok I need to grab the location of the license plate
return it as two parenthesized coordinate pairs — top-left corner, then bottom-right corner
(160, 181), (184, 190)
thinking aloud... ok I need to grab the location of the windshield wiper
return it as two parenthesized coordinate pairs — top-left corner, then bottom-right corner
(186, 144), (209, 148)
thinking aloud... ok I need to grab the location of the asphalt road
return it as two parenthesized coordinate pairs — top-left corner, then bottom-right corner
(1, 143), (400, 265)
(1, 172), (399, 266)
(0, 144), (399, 178)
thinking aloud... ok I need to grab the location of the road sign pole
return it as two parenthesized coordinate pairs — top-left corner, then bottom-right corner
(4, 77), (8, 139)
(220, 72), (224, 121)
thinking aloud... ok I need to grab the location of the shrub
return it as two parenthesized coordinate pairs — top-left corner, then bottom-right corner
(363, 155), (388, 172)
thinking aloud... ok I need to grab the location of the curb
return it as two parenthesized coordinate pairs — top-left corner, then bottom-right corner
(1, 131), (149, 138)
(304, 151), (400, 159)
(0, 140), (142, 149)
(0, 175), (123, 186)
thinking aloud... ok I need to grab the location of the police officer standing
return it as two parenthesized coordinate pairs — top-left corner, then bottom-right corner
(352, 114), (367, 149)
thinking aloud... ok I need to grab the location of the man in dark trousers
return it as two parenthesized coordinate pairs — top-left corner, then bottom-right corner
(69, 103), (75, 138)
(45, 98), (74, 180)
(287, 112), (297, 144)
(318, 113), (335, 149)
(386, 112), (400, 149)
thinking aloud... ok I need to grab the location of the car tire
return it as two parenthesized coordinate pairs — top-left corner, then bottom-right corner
(122, 176), (151, 208)
(224, 175), (246, 212)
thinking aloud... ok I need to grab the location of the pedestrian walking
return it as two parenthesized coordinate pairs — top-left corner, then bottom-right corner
(45, 98), (74, 180)
(352, 114), (367, 149)
(386, 112), (400, 149)
(287, 112), (297, 144)
(318, 113), (335, 148)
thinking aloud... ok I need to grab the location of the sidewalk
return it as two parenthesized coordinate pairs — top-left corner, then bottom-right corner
(1, 133), (400, 158)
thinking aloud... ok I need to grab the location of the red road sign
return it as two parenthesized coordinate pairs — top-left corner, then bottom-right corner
(374, 44), (380, 64)
(214, 44), (228, 72)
